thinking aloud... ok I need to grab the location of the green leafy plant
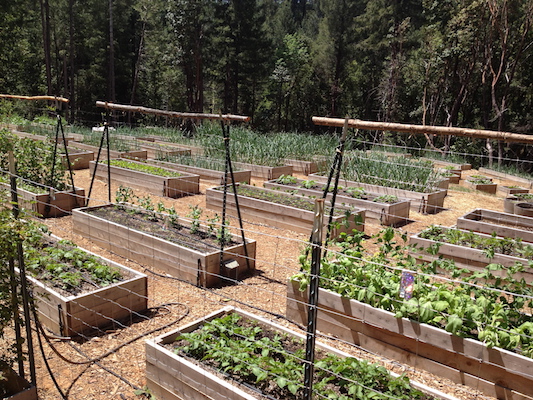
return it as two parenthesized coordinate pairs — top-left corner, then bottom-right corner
(175, 312), (429, 399)
(300, 179), (317, 189)
(345, 187), (367, 199)
(373, 194), (399, 204)
(105, 159), (183, 177)
(294, 228), (533, 357)
(187, 205), (203, 234)
(276, 174), (298, 185)
(0, 129), (69, 192)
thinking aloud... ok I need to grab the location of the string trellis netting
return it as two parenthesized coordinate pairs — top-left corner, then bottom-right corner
(2, 103), (533, 399)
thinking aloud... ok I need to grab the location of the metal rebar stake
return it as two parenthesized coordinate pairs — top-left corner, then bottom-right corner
(303, 198), (324, 400)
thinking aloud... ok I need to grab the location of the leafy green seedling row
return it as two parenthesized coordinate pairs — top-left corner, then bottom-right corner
(295, 228), (533, 357)
(419, 225), (533, 259)
(24, 224), (122, 295)
(176, 312), (430, 400)
(105, 159), (183, 177)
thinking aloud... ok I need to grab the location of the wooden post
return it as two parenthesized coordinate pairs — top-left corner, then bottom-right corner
(312, 116), (533, 144)
(95, 101), (250, 122)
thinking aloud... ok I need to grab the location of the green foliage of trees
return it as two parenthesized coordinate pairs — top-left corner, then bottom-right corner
(2, 0), (533, 152)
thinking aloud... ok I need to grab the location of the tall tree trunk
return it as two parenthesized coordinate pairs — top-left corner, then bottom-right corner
(108, 0), (116, 104)
(130, 21), (145, 110)
(40, 0), (52, 96)
(68, 0), (75, 122)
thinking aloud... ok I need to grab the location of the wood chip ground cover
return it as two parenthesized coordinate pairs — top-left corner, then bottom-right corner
(8, 168), (512, 399)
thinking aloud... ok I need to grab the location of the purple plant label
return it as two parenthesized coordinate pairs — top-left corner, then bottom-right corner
(400, 271), (414, 300)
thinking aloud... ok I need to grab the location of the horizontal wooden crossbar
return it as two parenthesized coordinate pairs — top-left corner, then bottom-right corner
(312, 116), (533, 144)
(96, 101), (250, 122)
(0, 94), (69, 103)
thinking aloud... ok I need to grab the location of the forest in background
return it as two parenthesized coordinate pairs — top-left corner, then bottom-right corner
(1, 0), (533, 141)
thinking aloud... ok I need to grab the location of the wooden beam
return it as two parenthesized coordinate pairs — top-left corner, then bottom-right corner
(312, 116), (533, 144)
(0, 94), (69, 103)
(95, 101), (250, 122)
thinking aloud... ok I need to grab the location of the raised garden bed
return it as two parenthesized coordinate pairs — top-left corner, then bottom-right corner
(480, 167), (533, 189)
(89, 159), (200, 198)
(146, 158), (252, 184)
(499, 185), (529, 195)
(139, 142), (191, 159)
(206, 184), (365, 238)
(409, 225), (533, 282)
(0, 182), (85, 218)
(69, 141), (148, 160)
(72, 204), (256, 287)
(465, 177), (497, 194)
(12, 129), (75, 145)
(146, 306), (458, 400)
(283, 157), (328, 175)
(0, 365), (37, 400)
(286, 279), (533, 400)
(263, 178), (410, 226)
(515, 202), (533, 217)
(457, 208), (533, 243)
(309, 173), (447, 214)
(232, 161), (293, 180)
(442, 172), (460, 184)
(503, 193), (533, 214)
(25, 235), (148, 337)
(60, 149), (94, 170)
(422, 158), (472, 171)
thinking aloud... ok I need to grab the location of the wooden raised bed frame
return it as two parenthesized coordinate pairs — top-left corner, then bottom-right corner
(457, 208), (533, 243)
(69, 141), (148, 160)
(206, 185), (365, 238)
(286, 279), (533, 400)
(499, 185), (529, 195)
(466, 180), (497, 194)
(72, 204), (256, 288)
(89, 159), (200, 198)
(145, 306), (459, 400)
(283, 157), (328, 175)
(1, 367), (37, 400)
(409, 227), (533, 283)
(26, 239), (148, 337)
(263, 179), (410, 226)
(60, 149), (94, 170)
(146, 159), (252, 184)
(0, 183), (85, 218)
(309, 173), (447, 214)
(232, 161), (293, 180)
(138, 143), (191, 159)
(480, 167), (533, 189)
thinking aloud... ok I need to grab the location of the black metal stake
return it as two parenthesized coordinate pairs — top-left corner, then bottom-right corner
(219, 121), (250, 276)
(86, 121), (111, 205)
(8, 151), (37, 385)
(321, 117), (349, 245)
(303, 199), (325, 400)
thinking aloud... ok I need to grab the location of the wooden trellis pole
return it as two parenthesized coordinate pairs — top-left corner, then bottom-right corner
(95, 101), (250, 122)
(312, 116), (533, 144)
(0, 94), (69, 103)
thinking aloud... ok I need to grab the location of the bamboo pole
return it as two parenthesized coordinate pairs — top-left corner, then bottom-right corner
(312, 116), (533, 144)
(95, 101), (250, 122)
(0, 94), (69, 103)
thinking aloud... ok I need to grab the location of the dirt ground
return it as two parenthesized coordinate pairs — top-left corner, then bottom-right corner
(9, 166), (516, 400)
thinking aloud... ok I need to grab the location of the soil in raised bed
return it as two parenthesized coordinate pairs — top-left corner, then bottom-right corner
(27, 236), (133, 298)
(86, 205), (238, 253)
(222, 185), (352, 215)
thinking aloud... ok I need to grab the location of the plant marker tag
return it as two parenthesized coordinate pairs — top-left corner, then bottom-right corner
(400, 270), (414, 300)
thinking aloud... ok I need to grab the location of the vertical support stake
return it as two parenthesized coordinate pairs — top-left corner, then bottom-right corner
(303, 198), (324, 400)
